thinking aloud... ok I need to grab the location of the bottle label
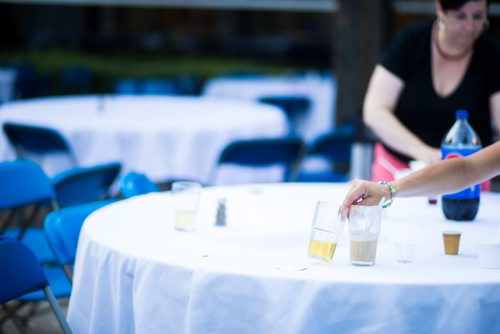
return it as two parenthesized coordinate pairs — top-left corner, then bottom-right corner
(441, 146), (480, 199)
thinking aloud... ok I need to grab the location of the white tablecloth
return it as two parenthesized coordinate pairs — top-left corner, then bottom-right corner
(202, 74), (336, 142)
(0, 95), (287, 184)
(67, 183), (500, 334)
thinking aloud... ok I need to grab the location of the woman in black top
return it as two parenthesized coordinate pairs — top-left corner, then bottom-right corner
(363, 0), (500, 184)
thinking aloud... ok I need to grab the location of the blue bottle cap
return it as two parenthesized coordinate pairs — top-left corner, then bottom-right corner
(456, 110), (468, 120)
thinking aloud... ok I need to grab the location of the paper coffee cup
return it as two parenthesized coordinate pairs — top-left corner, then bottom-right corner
(442, 231), (461, 255)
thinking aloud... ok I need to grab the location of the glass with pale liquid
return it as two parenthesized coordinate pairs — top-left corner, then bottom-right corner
(171, 181), (202, 231)
(307, 201), (346, 262)
(348, 205), (382, 266)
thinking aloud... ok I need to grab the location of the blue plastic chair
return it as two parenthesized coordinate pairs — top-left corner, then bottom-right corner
(3, 122), (78, 166)
(61, 65), (91, 94)
(0, 236), (72, 333)
(120, 171), (160, 199)
(211, 137), (306, 184)
(114, 79), (141, 94)
(297, 131), (353, 183)
(52, 162), (122, 208)
(258, 95), (311, 136)
(142, 79), (176, 95)
(44, 200), (116, 282)
(0, 160), (59, 263)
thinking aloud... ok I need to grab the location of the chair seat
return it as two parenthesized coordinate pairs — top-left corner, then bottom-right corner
(3, 228), (55, 263)
(18, 266), (72, 301)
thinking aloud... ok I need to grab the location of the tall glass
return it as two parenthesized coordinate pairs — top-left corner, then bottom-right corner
(171, 181), (202, 231)
(307, 201), (346, 262)
(349, 205), (382, 266)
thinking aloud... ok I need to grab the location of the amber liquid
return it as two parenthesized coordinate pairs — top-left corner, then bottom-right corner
(308, 240), (337, 261)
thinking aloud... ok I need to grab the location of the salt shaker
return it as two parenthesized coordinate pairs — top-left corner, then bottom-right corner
(215, 198), (226, 227)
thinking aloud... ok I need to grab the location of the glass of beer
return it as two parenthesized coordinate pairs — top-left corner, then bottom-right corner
(349, 205), (382, 266)
(307, 201), (346, 262)
(171, 181), (202, 231)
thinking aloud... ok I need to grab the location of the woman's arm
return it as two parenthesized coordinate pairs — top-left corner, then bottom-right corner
(363, 65), (441, 163)
(341, 142), (500, 210)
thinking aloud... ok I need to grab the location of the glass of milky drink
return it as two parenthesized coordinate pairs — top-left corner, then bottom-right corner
(171, 181), (202, 231)
(307, 201), (346, 262)
(348, 205), (382, 266)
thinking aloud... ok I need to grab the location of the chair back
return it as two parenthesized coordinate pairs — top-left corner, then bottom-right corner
(0, 235), (48, 303)
(44, 200), (116, 272)
(3, 122), (77, 165)
(297, 131), (354, 183)
(61, 65), (91, 94)
(308, 133), (352, 165)
(52, 162), (122, 208)
(215, 138), (306, 183)
(258, 95), (311, 135)
(0, 236), (72, 334)
(0, 160), (56, 210)
(120, 171), (160, 199)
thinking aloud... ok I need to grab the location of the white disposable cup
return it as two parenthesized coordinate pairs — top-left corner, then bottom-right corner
(478, 242), (500, 269)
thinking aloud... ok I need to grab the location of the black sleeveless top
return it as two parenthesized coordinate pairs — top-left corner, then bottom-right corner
(379, 21), (500, 163)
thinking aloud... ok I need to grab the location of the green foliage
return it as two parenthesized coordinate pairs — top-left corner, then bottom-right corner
(0, 49), (299, 94)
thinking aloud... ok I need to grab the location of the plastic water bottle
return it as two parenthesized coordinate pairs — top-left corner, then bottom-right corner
(441, 110), (481, 221)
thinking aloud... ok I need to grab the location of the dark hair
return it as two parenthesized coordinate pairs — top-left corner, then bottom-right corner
(439, 0), (489, 11)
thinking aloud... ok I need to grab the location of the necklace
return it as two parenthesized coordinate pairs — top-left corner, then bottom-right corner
(433, 22), (473, 61)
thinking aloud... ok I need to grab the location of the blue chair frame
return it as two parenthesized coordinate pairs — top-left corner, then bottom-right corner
(211, 137), (306, 184)
(297, 131), (353, 182)
(52, 162), (122, 208)
(0, 160), (59, 263)
(0, 236), (72, 334)
(258, 95), (311, 135)
(44, 200), (117, 282)
(3, 122), (78, 166)
(120, 171), (160, 199)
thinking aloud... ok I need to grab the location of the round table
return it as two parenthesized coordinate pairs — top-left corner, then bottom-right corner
(67, 183), (500, 333)
(0, 95), (287, 184)
(202, 74), (336, 142)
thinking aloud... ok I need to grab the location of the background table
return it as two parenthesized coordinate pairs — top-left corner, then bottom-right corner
(202, 74), (336, 142)
(67, 183), (500, 333)
(0, 95), (287, 184)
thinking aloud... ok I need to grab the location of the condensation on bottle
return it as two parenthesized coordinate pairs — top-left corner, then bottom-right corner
(440, 110), (481, 221)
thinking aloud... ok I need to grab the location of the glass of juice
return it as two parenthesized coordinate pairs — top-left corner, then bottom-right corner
(171, 181), (202, 231)
(307, 201), (346, 262)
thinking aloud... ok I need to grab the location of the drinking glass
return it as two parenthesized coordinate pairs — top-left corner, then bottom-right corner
(349, 205), (382, 266)
(307, 201), (346, 262)
(171, 181), (202, 231)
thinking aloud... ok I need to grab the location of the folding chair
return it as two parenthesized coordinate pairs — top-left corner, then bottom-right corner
(52, 162), (122, 208)
(211, 137), (306, 184)
(0, 160), (59, 263)
(3, 122), (78, 167)
(60, 65), (91, 94)
(297, 131), (353, 182)
(44, 200), (117, 283)
(258, 95), (311, 136)
(0, 236), (72, 334)
(120, 171), (160, 199)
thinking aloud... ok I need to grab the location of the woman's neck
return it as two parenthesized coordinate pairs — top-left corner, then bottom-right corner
(433, 22), (473, 61)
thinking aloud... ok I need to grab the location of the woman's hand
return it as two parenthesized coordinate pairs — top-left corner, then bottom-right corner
(340, 180), (389, 217)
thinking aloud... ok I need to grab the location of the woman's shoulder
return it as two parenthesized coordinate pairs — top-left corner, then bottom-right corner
(477, 33), (500, 53)
(392, 21), (433, 44)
